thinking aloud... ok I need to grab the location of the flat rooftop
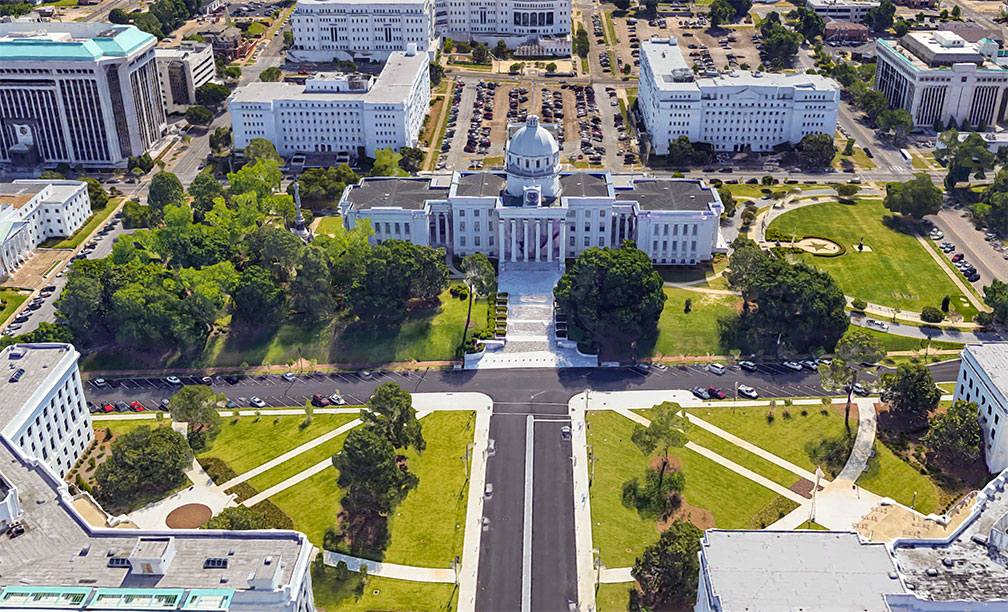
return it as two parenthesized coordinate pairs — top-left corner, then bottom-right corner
(617, 178), (719, 211)
(965, 342), (1008, 401)
(0, 23), (153, 61)
(0, 344), (76, 432)
(806, 0), (879, 7)
(882, 31), (1001, 70)
(0, 182), (43, 210)
(344, 176), (447, 210)
(700, 530), (903, 611)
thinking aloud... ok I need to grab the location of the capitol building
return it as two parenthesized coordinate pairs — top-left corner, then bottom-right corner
(339, 116), (727, 266)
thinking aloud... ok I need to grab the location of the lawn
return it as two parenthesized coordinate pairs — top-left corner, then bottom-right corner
(857, 440), (941, 514)
(587, 411), (791, 568)
(314, 216), (343, 236)
(92, 418), (169, 437)
(246, 21), (267, 36)
(832, 146), (877, 170)
(270, 412), (473, 568)
(200, 287), (487, 368)
(860, 327), (964, 353)
(646, 287), (737, 358)
(312, 566), (458, 612)
(681, 402), (855, 473)
(602, 10), (617, 45)
(0, 288), (29, 324)
(596, 583), (635, 612)
(40, 198), (119, 249)
(199, 413), (359, 476)
(767, 199), (976, 318)
(246, 422), (355, 492)
(685, 424), (804, 489)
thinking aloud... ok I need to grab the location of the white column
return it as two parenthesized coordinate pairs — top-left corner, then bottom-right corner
(559, 220), (566, 262)
(524, 219), (530, 262)
(498, 218), (505, 261)
(547, 219), (554, 263)
(511, 219), (517, 263)
(535, 220), (541, 262)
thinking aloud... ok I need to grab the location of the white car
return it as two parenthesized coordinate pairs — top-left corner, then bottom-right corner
(329, 393), (347, 405)
(738, 385), (758, 399)
(708, 363), (726, 375)
(250, 397), (267, 408)
(165, 376), (181, 385)
(782, 361), (803, 372)
(865, 319), (889, 331)
(93, 378), (107, 388)
(282, 372), (295, 382)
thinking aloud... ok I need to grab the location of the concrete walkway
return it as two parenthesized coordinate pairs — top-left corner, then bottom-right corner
(570, 392), (595, 612)
(322, 550), (456, 583)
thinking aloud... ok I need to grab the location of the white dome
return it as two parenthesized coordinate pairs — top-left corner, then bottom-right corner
(508, 115), (559, 158)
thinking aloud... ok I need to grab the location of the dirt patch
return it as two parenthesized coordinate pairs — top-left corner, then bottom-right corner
(421, 97), (444, 148)
(789, 478), (821, 499)
(648, 454), (682, 473)
(166, 503), (212, 529)
(656, 499), (715, 532)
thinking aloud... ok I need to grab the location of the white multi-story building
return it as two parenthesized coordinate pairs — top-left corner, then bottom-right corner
(288, 0), (438, 62)
(638, 37), (840, 153)
(805, 0), (879, 23)
(875, 31), (1008, 128)
(0, 179), (91, 277)
(229, 48), (430, 159)
(155, 41), (216, 114)
(289, 0), (570, 58)
(0, 23), (167, 168)
(955, 342), (1007, 473)
(0, 342), (317, 611)
(0, 344), (92, 479)
(340, 115), (726, 266)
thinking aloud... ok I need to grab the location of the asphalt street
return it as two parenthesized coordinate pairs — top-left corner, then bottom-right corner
(85, 360), (961, 612)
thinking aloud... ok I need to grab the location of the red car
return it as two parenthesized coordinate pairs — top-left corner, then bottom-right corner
(311, 394), (332, 407)
(707, 386), (727, 400)
(102, 404), (114, 413)
(130, 401), (145, 412)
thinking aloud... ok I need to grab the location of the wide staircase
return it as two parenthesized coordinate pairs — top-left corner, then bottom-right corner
(466, 263), (597, 369)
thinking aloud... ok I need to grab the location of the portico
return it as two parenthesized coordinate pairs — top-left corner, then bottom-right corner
(497, 211), (566, 264)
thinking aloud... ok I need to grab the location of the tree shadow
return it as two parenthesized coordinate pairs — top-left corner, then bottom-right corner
(881, 214), (918, 236)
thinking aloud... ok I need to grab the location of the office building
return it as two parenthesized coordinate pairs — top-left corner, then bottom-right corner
(0, 23), (167, 169)
(696, 468), (1008, 611)
(0, 343), (91, 478)
(155, 41), (216, 114)
(0, 347), (316, 611)
(229, 48), (430, 159)
(340, 115), (726, 266)
(875, 31), (1008, 127)
(638, 37), (840, 153)
(0, 179), (91, 278)
(290, 0), (570, 57)
(956, 342), (1008, 473)
(288, 0), (438, 62)
(805, 0), (880, 23)
(198, 22), (252, 60)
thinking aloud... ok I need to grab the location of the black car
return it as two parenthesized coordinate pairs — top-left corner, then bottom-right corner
(223, 376), (240, 384)
(115, 401), (130, 412)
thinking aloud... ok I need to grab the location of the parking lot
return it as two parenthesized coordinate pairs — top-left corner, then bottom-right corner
(440, 78), (631, 171)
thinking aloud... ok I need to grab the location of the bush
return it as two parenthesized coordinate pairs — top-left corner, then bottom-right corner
(851, 298), (868, 311)
(199, 456), (238, 485)
(920, 306), (945, 323)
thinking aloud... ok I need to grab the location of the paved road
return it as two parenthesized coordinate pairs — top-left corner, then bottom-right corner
(84, 359), (961, 611)
(931, 208), (1007, 287)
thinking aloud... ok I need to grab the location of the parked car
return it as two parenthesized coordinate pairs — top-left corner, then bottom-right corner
(852, 383), (869, 396)
(93, 378), (107, 388)
(311, 393), (332, 407)
(115, 401), (130, 412)
(560, 425), (572, 441)
(738, 385), (758, 399)
(801, 360), (818, 370)
(165, 376), (181, 385)
(633, 363), (650, 375)
(130, 401), (145, 412)
(329, 393), (347, 405)
(160, 398), (170, 408)
(691, 386), (710, 400)
(708, 363), (726, 375)
(250, 397), (267, 408)
(782, 361), (803, 372)
(282, 372), (295, 382)
(201, 376), (213, 385)
(739, 360), (757, 372)
(707, 386), (727, 400)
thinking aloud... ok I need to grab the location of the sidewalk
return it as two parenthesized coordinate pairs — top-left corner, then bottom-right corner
(322, 550), (455, 583)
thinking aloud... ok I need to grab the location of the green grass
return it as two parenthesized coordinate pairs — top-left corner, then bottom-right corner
(626, 87), (638, 109)
(581, 57), (590, 74)
(767, 199), (976, 319)
(39, 198), (119, 249)
(312, 567), (458, 612)
(798, 520), (828, 530)
(200, 286), (487, 368)
(724, 183), (776, 199)
(199, 413), (358, 476)
(860, 327), (964, 353)
(937, 382), (956, 393)
(384, 411), (473, 567)
(92, 418), (170, 437)
(246, 420), (355, 492)
(246, 21), (267, 36)
(685, 425), (804, 490)
(270, 466), (345, 545)
(314, 217), (343, 236)
(832, 146), (877, 170)
(587, 411), (790, 568)
(911, 154), (932, 170)
(596, 582), (635, 612)
(682, 402), (855, 473)
(857, 441), (940, 514)
(603, 10), (617, 45)
(0, 289), (28, 324)
(648, 288), (736, 358)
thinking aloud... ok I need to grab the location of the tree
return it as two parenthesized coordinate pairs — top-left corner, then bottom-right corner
(893, 18), (910, 37)
(631, 520), (703, 609)
(233, 265), (285, 321)
(877, 108), (913, 142)
(881, 362), (941, 429)
(708, 0), (735, 27)
(109, 7), (130, 23)
(293, 165), (360, 203)
(554, 241), (666, 354)
(429, 61), (444, 86)
(920, 306), (945, 323)
(210, 126), (232, 154)
(944, 132), (996, 189)
(471, 42), (490, 64)
(95, 425), (193, 503)
(188, 171), (225, 215)
(836, 183), (860, 200)
(510, 62), (524, 74)
(362, 382), (425, 452)
(727, 0), (752, 18)
(148, 171), (184, 222)
(817, 328), (885, 430)
(630, 402), (689, 486)
(858, 90), (889, 121)
(197, 82), (231, 107)
(122, 199), (151, 228)
(923, 400), (982, 465)
(574, 25), (589, 57)
(250, 224), (303, 280)
(461, 253), (495, 346)
(347, 240), (448, 323)
(289, 245), (335, 320)
(791, 7), (824, 40)
(185, 104), (213, 126)
(724, 236), (763, 307)
(260, 66), (282, 82)
(796, 133), (837, 170)
(984, 279), (1008, 323)
(167, 385), (222, 431)
(129, 153), (155, 174)
(864, 0), (895, 31)
(546, 62), (558, 73)
(203, 506), (270, 530)
(242, 138), (281, 163)
(222, 65), (242, 80)
(494, 40), (510, 58)
(843, 138), (855, 156)
(614, 0), (630, 8)
(717, 186), (737, 216)
(82, 177), (109, 209)
(398, 147), (424, 173)
(761, 21), (803, 67)
(883, 173), (941, 219)
(369, 148), (408, 177)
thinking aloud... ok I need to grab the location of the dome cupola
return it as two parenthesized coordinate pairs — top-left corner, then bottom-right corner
(506, 115), (561, 199)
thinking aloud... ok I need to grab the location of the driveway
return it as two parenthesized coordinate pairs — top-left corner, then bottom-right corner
(931, 207), (1006, 287)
